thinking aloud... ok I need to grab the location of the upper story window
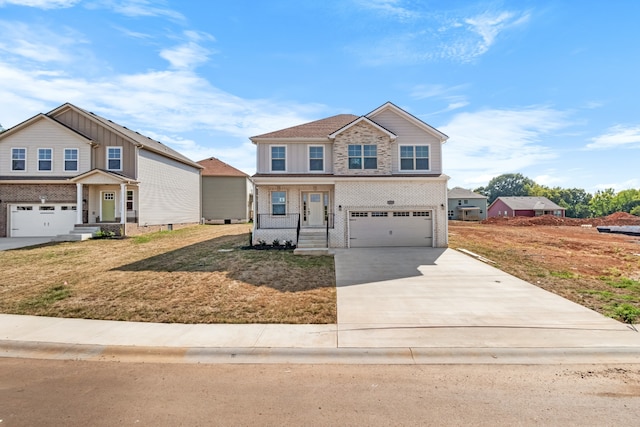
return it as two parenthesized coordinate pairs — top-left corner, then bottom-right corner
(271, 191), (286, 215)
(64, 148), (78, 172)
(11, 148), (26, 171)
(107, 147), (122, 171)
(38, 148), (53, 171)
(309, 146), (324, 171)
(400, 145), (429, 171)
(348, 144), (377, 169)
(271, 146), (285, 172)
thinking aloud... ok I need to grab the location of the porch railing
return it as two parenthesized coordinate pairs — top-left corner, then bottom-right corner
(256, 213), (300, 229)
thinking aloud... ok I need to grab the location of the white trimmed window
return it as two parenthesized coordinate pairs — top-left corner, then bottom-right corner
(64, 148), (79, 172)
(38, 148), (52, 171)
(271, 146), (286, 172)
(271, 191), (286, 215)
(348, 144), (377, 169)
(126, 190), (134, 211)
(309, 146), (324, 171)
(400, 145), (430, 171)
(11, 148), (26, 171)
(107, 147), (122, 171)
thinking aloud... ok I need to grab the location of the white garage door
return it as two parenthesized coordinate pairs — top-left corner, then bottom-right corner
(348, 210), (433, 247)
(9, 204), (77, 237)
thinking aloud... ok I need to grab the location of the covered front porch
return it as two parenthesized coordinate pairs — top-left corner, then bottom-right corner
(70, 169), (139, 235)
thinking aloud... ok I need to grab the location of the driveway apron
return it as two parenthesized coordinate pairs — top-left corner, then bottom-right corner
(333, 248), (637, 348)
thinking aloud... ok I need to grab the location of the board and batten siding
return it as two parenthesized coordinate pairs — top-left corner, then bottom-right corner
(256, 142), (333, 174)
(53, 109), (137, 177)
(137, 149), (201, 225)
(0, 118), (91, 176)
(202, 176), (251, 221)
(369, 109), (443, 175)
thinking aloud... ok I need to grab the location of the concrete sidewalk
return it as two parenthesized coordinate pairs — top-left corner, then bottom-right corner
(1, 248), (639, 364)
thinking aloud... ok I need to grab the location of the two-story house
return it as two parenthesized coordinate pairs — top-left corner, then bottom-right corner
(250, 102), (449, 249)
(0, 103), (202, 238)
(447, 187), (488, 221)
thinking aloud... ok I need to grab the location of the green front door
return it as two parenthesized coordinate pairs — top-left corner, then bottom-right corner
(101, 192), (116, 222)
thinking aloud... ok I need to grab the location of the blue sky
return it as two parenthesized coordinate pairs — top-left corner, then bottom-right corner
(1, 0), (639, 192)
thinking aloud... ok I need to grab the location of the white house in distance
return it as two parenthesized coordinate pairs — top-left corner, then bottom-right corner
(447, 187), (488, 221)
(198, 157), (253, 224)
(250, 102), (450, 250)
(0, 103), (202, 238)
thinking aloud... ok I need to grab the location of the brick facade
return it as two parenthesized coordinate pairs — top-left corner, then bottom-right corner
(0, 183), (82, 237)
(333, 122), (392, 176)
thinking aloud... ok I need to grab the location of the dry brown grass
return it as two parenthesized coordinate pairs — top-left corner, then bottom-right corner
(0, 224), (336, 324)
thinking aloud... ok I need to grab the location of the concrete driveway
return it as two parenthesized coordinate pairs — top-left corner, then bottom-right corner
(334, 248), (637, 348)
(0, 237), (53, 251)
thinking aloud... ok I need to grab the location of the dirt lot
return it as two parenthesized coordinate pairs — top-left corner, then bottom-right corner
(449, 213), (640, 323)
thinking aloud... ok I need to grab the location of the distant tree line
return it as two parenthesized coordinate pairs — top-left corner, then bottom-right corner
(474, 173), (640, 218)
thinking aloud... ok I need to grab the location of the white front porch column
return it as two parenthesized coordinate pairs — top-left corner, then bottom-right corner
(120, 183), (126, 225)
(76, 183), (83, 224)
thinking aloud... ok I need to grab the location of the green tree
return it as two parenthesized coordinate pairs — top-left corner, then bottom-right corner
(611, 189), (640, 213)
(589, 188), (616, 217)
(474, 173), (535, 205)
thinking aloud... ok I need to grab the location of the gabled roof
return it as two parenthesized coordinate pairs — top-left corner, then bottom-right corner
(0, 113), (94, 144)
(448, 187), (487, 199)
(328, 116), (396, 140)
(492, 196), (565, 211)
(198, 157), (249, 177)
(250, 114), (358, 141)
(47, 103), (202, 169)
(69, 168), (138, 185)
(366, 102), (449, 142)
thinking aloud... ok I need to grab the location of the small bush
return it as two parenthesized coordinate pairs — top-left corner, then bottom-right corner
(607, 303), (640, 324)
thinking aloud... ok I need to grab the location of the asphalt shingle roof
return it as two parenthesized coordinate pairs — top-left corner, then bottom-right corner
(251, 114), (359, 139)
(198, 157), (248, 177)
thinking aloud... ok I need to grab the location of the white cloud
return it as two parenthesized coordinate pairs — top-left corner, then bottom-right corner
(94, 0), (185, 21)
(354, 0), (419, 21)
(463, 10), (530, 58)
(0, 20), (84, 62)
(440, 106), (572, 188)
(0, 0), (79, 8)
(160, 31), (216, 70)
(410, 83), (470, 113)
(586, 125), (640, 150)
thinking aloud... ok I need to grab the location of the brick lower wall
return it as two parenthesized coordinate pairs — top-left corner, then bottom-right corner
(0, 183), (83, 237)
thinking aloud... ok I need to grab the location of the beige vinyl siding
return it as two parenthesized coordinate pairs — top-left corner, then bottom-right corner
(256, 142), (333, 174)
(202, 176), (251, 221)
(137, 149), (200, 225)
(53, 109), (137, 177)
(0, 119), (91, 176)
(369, 109), (443, 175)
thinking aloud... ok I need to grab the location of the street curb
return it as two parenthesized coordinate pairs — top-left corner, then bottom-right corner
(2, 340), (640, 365)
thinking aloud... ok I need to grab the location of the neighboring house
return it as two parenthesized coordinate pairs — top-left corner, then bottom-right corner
(198, 157), (253, 224)
(488, 196), (566, 218)
(447, 187), (487, 221)
(250, 102), (449, 249)
(0, 103), (202, 238)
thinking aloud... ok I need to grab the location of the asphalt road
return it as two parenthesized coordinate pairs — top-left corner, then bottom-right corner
(1, 359), (639, 426)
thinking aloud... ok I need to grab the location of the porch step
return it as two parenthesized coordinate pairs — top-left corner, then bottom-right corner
(296, 230), (328, 249)
(293, 247), (333, 256)
(52, 226), (101, 242)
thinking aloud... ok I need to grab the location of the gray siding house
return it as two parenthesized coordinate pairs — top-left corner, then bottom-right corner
(0, 103), (202, 237)
(251, 102), (450, 249)
(198, 157), (253, 224)
(447, 187), (488, 221)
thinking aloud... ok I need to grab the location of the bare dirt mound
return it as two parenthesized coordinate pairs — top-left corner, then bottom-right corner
(481, 212), (640, 227)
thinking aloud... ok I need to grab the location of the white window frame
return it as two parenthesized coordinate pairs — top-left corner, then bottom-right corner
(399, 144), (431, 172)
(106, 146), (122, 171)
(348, 144), (377, 170)
(64, 148), (79, 172)
(37, 148), (53, 172)
(126, 190), (134, 211)
(270, 145), (286, 172)
(271, 190), (287, 215)
(11, 147), (27, 172)
(308, 145), (324, 172)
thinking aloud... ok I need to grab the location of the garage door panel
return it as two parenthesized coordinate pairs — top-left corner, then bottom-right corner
(10, 204), (77, 237)
(349, 210), (433, 248)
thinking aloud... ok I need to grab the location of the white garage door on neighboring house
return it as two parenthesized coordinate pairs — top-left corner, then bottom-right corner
(9, 204), (77, 237)
(348, 210), (433, 247)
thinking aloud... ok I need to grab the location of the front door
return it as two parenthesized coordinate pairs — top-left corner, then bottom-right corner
(101, 192), (116, 222)
(308, 192), (324, 226)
